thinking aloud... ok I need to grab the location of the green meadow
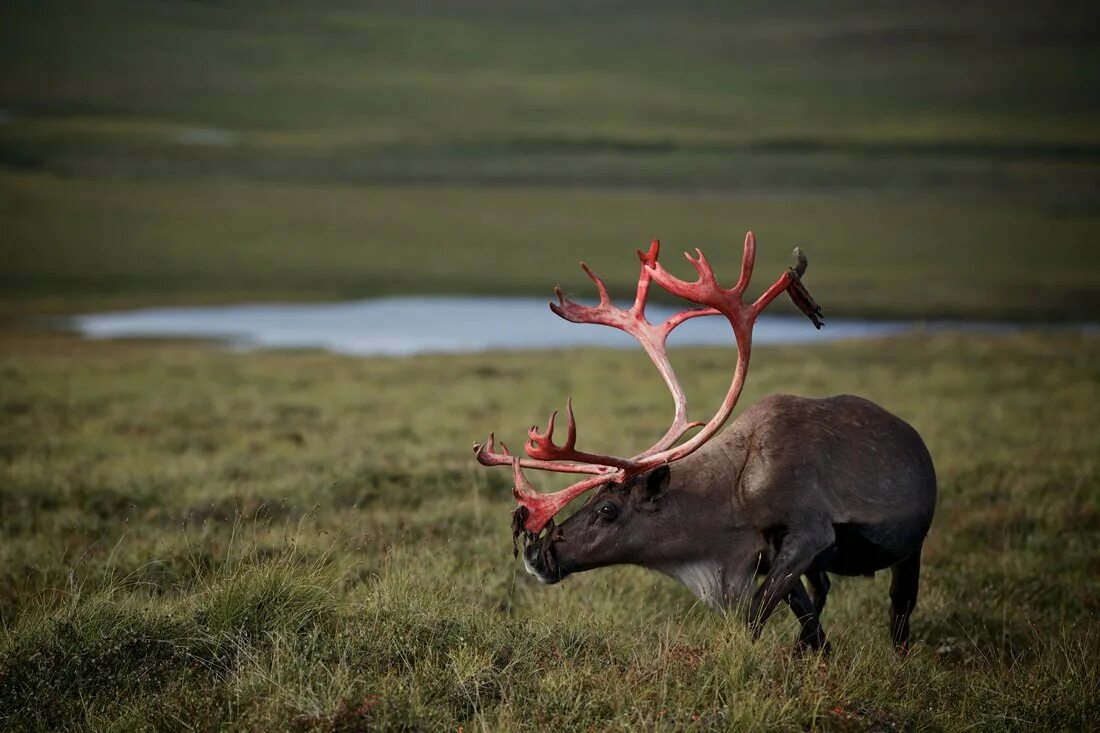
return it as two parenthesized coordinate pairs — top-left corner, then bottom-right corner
(1, 333), (1098, 729)
(1, 1), (1099, 730)
(2, 0), (1099, 319)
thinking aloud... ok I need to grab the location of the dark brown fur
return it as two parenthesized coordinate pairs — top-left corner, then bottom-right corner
(522, 394), (936, 653)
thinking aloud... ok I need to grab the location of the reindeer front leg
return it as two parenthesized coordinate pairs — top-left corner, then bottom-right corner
(786, 581), (830, 654)
(747, 518), (835, 638)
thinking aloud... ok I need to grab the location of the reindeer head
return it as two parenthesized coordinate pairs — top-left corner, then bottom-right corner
(473, 232), (822, 582)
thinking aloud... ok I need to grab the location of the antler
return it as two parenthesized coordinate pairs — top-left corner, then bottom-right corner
(473, 231), (822, 541)
(473, 431), (615, 475)
(536, 243), (715, 464)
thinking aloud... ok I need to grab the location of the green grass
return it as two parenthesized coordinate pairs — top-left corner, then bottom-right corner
(3, 1), (1097, 143)
(2, 171), (1098, 321)
(1, 331), (1098, 729)
(1, 0), (1098, 320)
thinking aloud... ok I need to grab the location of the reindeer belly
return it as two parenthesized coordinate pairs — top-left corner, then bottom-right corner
(813, 519), (926, 576)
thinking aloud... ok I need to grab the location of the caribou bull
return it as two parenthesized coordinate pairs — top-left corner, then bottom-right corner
(474, 233), (936, 653)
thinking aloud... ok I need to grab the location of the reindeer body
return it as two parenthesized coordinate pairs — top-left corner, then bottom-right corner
(678, 393), (935, 583)
(521, 393), (935, 651)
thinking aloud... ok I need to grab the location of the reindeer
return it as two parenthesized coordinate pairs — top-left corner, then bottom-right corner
(474, 233), (936, 653)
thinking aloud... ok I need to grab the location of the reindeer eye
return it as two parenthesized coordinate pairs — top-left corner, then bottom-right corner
(596, 503), (618, 521)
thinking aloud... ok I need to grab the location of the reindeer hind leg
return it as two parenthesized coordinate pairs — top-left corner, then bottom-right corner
(888, 546), (922, 652)
(806, 569), (830, 615)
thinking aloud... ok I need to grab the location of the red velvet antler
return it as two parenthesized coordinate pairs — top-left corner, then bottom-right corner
(472, 231), (822, 542)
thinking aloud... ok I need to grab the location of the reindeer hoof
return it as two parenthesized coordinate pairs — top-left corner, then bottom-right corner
(794, 631), (831, 657)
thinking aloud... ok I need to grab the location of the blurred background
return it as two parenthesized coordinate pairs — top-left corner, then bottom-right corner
(2, 0), (1097, 322)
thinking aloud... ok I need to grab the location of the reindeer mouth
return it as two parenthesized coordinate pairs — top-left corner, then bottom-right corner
(514, 509), (565, 583)
(522, 539), (563, 584)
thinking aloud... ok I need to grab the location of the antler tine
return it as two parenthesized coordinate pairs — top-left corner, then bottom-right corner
(644, 232), (758, 310)
(732, 230), (757, 296)
(551, 261), (614, 324)
(636, 238), (660, 267)
(581, 263), (611, 306)
(630, 239), (661, 318)
(552, 253), (648, 326)
(685, 248), (720, 292)
(526, 398), (632, 468)
(474, 433), (615, 475)
(645, 245), (729, 311)
(509, 457), (538, 502)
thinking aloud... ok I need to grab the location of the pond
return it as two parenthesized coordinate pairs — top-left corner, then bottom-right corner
(65, 297), (1097, 357)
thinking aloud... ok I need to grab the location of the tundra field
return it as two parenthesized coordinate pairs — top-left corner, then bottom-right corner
(1, 332), (1098, 730)
(2, 0), (1100, 730)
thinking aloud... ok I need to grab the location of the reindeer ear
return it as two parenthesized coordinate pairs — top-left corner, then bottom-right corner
(641, 465), (671, 502)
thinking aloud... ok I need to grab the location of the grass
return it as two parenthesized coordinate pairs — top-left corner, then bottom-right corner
(1, 0), (1099, 320)
(3, 1), (1096, 144)
(1, 330), (1098, 730)
(2, 172), (1099, 323)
